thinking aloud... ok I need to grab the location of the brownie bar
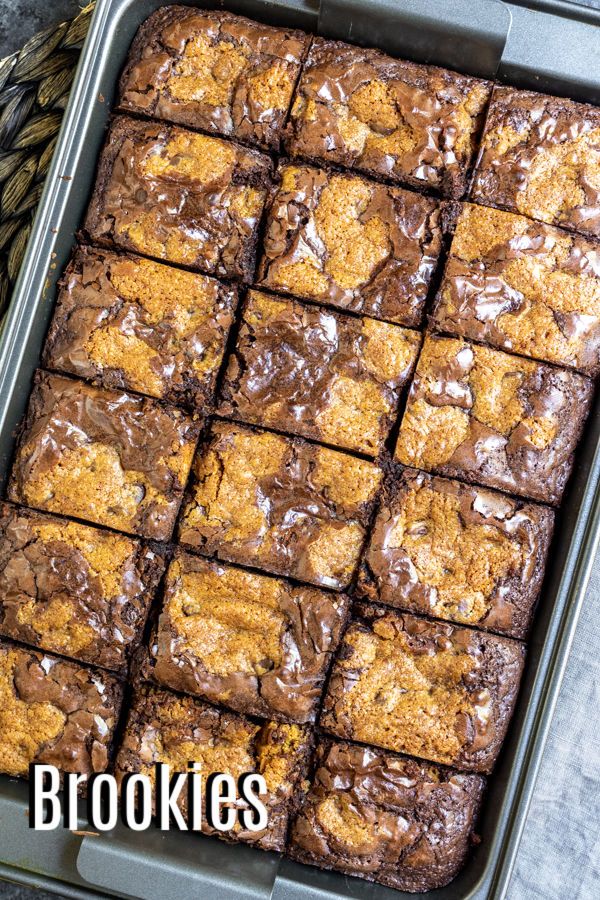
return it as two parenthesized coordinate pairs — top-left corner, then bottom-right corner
(84, 116), (273, 281)
(357, 469), (554, 639)
(432, 203), (600, 375)
(320, 604), (525, 773)
(8, 372), (199, 540)
(145, 552), (350, 723)
(286, 37), (491, 197)
(218, 290), (421, 455)
(288, 739), (485, 892)
(0, 503), (164, 671)
(0, 639), (123, 779)
(118, 6), (310, 151)
(114, 682), (312, 851)
(178, 421), (383, 590)
(43, 247), (238, 407)
(395, 334), (593, 505)
(258, 163), (442, 326)
(471, 85), (600, 239)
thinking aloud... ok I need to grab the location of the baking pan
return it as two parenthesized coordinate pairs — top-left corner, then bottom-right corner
(0, 0), (599, 897)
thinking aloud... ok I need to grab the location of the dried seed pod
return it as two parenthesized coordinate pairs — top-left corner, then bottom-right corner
(37, 66), (75, 109)
(13, 110), (62, 149)
(1, 154), (36, 218)
(7, 218), (32, 282)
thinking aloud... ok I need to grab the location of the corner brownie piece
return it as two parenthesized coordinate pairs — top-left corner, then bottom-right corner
(357, 469), (554, 639)
(8, 372), (199, 540)
(286, 37), (491, 197)
(432, 203), (600, 375)
(118, 6), (310, 150)
(0, 640), (123, 779)
(395, 334), (593, 505)
(44, 247), (238, 406)
(218, 290), (421, 455)
(258, 163), (442, 326)
(84, 116), (273, 281)
(145, 553), (350, 723)
(320, 604), (525, 773)
(0, 504), (164, 671)
(178, 422), (382, 590)
(288, 739), (484, 892)
(471, 86), (600, 239)
(114, 683), (312, 851)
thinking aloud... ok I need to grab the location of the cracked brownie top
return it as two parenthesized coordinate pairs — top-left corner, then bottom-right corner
(471, 86), (600, 239)
(258, 163), (442, 326)
(356, 468), (554, 639)
(115, 682), (313, 851)
(119, 6), (310, 150)
(44, 246), (238, 407)
(288, 739), (485, 892)
(0, 640), (123, 779)
(0, 503), (164, 671)
(178, 421), (383, 590)
(395, 334), (593, 505)
(320, 603), (525, 773)
(433, 203), (600, 375)
(8, 372), (199, 540)
(218, 289), (421, 455)
(286, 37), (491, 197)
(84, 116), (273, 281)
(145, 552), (350, 723)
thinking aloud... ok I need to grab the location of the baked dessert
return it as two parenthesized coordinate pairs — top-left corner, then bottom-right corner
(258, 163), (442, 326)
(286, 37), (492, 197)
(0, 639), (123, 779)
(84, 116), (273, 281)
(320, 603), (525, 772)
(432, 203), (600, 375)
(8, 372), (199, 540)
(144, 552), (350, 723)
(394, 334), (593, 505)
(118, 6), (310, 150)
(0, 503), (164, 671)
(288, 739), (485, 892)
(471, 85), (600, 239)
(178, 421), (382, 590)
(114, 682), (312, 851)
(218, 289), (421, 455)
(357, 468), (554, 639)
(44, 246), (238, 406)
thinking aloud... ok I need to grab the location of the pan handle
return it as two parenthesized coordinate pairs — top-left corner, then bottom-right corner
(317, 0), (512, 79)
(76, 822), (279, 900)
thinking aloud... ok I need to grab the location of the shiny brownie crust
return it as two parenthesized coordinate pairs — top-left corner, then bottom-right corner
(8, 371), (199, 540)
(84, 116), (273, 282)
(471, 86), (600, 239)
(320, 603), (526, 773)
(144, 552), (351, 723)
(286, 37), (492, 197)
(178, 421), (383, 590)
(118, 6), (311, 150)
(395, 334), (593, 505)
(357, 468), (554, 639)
(218, 289), (421, 455)
(0, 503), (164, 671)
(0, 639), (123, 779)
(432, 202), (600, 375)
(44, 246), (238, 407)
(114, 682), (313, 851)
(288, 739), (485, 892)
(258, 162), (442, 326)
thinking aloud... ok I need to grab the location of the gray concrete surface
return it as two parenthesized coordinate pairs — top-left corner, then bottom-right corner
(0, 0), (83, 59)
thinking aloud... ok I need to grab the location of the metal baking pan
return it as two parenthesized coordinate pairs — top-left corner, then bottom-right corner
(0, 0), (599, 897)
